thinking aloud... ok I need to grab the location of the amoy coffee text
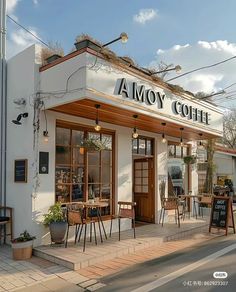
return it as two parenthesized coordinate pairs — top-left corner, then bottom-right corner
(115, 78), (210, 125)
(173, 101), (210, 125)
(117, 78), (165, 109)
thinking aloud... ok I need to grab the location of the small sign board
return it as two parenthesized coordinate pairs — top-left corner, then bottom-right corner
(14, 159), (27, 183)
(39, 152), (49, 174)
(209, 196), (235, 235)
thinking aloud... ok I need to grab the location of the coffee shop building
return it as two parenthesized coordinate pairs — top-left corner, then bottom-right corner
(6, 42), (223, 245)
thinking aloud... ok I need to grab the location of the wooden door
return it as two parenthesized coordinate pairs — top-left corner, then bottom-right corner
(133, 158), (155, 223)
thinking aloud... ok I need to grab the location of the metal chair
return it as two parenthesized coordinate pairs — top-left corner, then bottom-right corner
(65, 204), (96, 252)
(0, 206), (13, 244)
(159, 197), (180, 227)
(110, 201), (136, 240)
(198, 194), (213, 217)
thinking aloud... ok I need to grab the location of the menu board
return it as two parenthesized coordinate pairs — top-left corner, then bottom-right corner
(209, 196), (235, 235)
(14, 159), (27, 183)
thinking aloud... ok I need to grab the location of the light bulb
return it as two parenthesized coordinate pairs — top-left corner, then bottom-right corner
(132, 128), (138, 139)
(132, 132), (139, 139)
(94, 123), (101, 132)
(43, 130), (49, 142)
(180, 142), (184, 147)
(120, 32), (128, 43)
(175, 65), (182, 74)
(161, 133), (166, 143)
(79, 147), (84, 155)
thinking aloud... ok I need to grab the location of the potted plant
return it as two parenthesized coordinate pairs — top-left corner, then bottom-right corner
(80, 138), (107, 151)
(41, 42), (64, 65)
(183, 155), (197, 165)
(43, 202), (67, 244)
(11, 230), (36, 260)
(74, 34), (102, 52)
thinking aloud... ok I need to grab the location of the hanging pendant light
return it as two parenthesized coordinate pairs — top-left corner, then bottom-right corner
(161, 122), (167, 143)
(43, 130), (49, 142)
(180, 127), (184, 147)
(199, 133), (203, 147)
(94, 104), (101, 131)
(132, 115), (139, 139)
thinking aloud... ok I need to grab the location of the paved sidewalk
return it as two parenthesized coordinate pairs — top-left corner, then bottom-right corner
(0, 229), (223, 292)
(34, 217), (209, 270)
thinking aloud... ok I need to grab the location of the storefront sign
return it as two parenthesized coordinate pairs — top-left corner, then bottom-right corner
(209, 196), (235, 235)
(116, 78), (210, 125)
(117, 78), (165, 109)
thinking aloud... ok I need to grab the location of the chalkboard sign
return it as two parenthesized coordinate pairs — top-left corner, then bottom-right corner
(14, 159), (27, 183)
(209, 196), (235, 235)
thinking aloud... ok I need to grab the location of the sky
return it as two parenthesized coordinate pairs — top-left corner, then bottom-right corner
(5, 0), (236, 108)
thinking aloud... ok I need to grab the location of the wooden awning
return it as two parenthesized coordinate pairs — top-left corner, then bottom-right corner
(50, 98), (219, 141)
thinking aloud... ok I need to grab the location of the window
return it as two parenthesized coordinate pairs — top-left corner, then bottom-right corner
(168, 143), (188, 158)
(132, 137), (154, 156)
(55, 124), (114, 216)
(167, 142), (189, 196)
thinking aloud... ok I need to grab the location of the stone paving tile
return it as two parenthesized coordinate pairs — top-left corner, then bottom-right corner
(14, 284), (52, 292)
(79, 279), (98, 288)
(0, 224), (219, 292)
(67, 275), (90, 285)
(76, 232), (218, 280)
(41, 278), (73, 290)
(86, 283), (106, 291)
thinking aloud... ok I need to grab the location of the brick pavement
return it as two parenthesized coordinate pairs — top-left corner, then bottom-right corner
(0, 227), (224, 291)
(76, 232), (221, 280)
(2, 209), (235, 291)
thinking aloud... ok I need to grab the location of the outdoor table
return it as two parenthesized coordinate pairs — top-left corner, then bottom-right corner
(76, 201), (109, 242)
(178, 195), (211, 219)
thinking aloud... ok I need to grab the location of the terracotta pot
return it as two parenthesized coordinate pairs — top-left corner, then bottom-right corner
(12, 240), (33, 260)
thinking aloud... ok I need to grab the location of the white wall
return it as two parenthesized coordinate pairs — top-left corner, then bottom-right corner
(40, 51), (223, 137)
(214, 152), (234, 176)
(6, 45), (42, 242)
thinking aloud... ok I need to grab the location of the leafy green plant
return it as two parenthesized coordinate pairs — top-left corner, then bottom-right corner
(183, 155), (197, 165)
(43, 202), (66, 226)
(12, 230), (36, 243)
(80, 138), (107, 151)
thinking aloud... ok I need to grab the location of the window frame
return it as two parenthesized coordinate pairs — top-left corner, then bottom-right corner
(55, 120), (115, 215)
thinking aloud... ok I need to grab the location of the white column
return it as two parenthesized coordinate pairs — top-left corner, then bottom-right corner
(156, 138), (168, 223)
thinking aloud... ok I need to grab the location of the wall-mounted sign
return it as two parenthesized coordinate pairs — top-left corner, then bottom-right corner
(14, 159), (27, 183)
(209, 196), (235, 235)
(115, 78), (210, 125)
(39, 152), (49, 174)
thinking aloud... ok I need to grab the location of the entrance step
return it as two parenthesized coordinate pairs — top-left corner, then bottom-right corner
(34, 219), (212, 270)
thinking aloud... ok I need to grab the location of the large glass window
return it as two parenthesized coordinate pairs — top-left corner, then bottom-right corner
(132, 137), (154, 156)
(55, 125), (114, 215)
(167, 143), (189, 196)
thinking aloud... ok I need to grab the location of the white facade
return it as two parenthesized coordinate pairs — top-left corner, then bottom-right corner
(6, 44), (224, 246)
